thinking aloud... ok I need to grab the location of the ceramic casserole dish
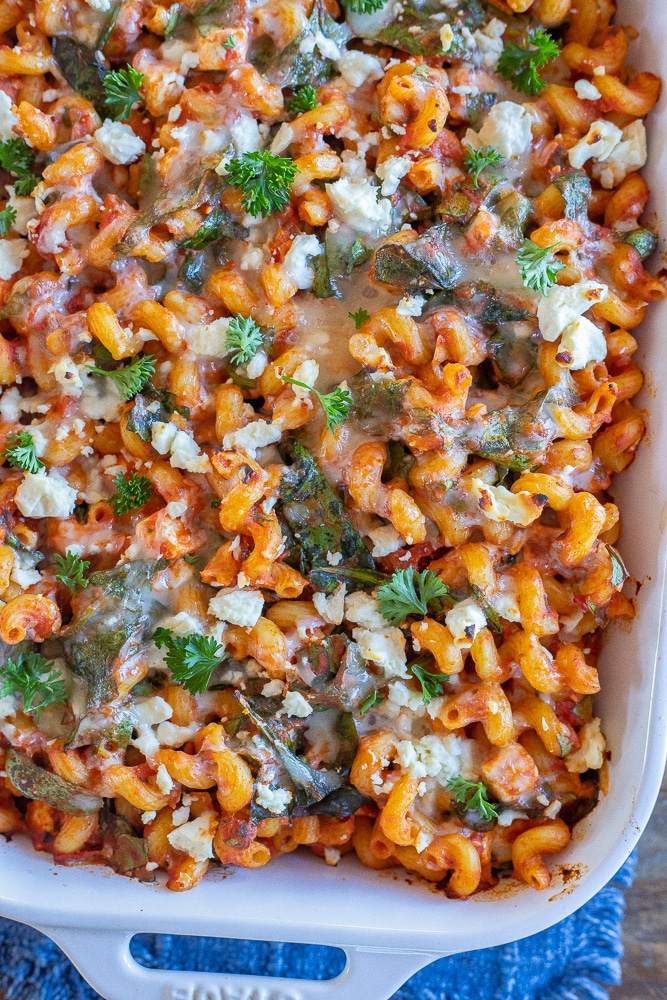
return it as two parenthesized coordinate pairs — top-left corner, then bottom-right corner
(1, 1), (667, 998)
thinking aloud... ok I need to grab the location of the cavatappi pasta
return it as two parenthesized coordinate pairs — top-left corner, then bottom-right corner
(0, 0), (661, 896)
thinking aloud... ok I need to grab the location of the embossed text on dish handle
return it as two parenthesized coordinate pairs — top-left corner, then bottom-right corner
(168, 983), (302, 1000)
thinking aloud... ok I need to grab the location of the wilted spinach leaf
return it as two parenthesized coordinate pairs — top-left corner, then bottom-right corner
(51, 38), (108, 119)
(374, 223), (460, 291)
(6, 749), (103, 815)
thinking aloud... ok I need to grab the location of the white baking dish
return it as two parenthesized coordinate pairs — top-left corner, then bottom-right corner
(2, 3), (667, 998)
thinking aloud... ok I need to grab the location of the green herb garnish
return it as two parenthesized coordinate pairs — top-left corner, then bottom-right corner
(463, 145), (504, 189)
(54, 551), (90, 592)
(516, 239), (565, 295)
(497, 28), (561, 97)
(287, 85), (318, 115)
(88, 354), (156, 401)
(349, 308), (370, 329)
(410, 661), (449, 704)
(225, 315), (263, 365)
(152, 626), (226, 694)
(607, 544), (628, 588)
(2, 431), (44, 474)
(281, 376), (353, 433)
(102, 65), (144, 120)
(225, 151), (298, 218)
(0, 650), (67, 718)
(0, 205), (17, 236)
(341, 0), (388, 12)
(109, 472), (153, 514)
(359, 690), (383, 715)
(447, 776), (498, 821)
(376, 567), (450, 625)
(222, 34), (236, 49)
(0, 138), (40, 195)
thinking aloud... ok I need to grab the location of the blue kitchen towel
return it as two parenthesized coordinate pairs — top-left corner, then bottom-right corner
(0, 853), (636, 1000)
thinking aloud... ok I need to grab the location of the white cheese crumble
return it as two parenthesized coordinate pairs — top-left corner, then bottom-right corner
(344, 592), (386, 630)
(396, 734), (463, 785)
(186, 316), (230, 357)
(472, 17), (506, 69)
(15, 470), (77, 519)
(326, 177), (392, 235)
(445, 599), (486, 648)
(470, 478), (544, 526)
(367, 524), (404, 557)
(6, 187), (37, 235)
(312, 582), (346, 625)
(255, 783), (292, 814)
(156, 721), (199, 747)
(166, 499), (188, 518)
(222, 419), (282, 458)
(84, 0), (112, 9)
(565, 717), (606, 773)
(93, 120), (146, 165)
(156, 763), (174, 795)
(395, 293), (426, 318)
(208, 589), (264, 627)
(464, 101), (533, 159)
(592, 120), (647, 189)
(376, 155), (412, 196)
(574, 79), (602, 101)
(167, 813), (217, 862)
(150, 421), (210, 473)
(353, 626), (408, 678)
(335, 49), (384, 89)
(261, 679), (284, 697)
(50, 357), (84, 397)
(557, 315), (607, 369)
(568, 119), (622, 169)
(0, 238), (29, 279)
(279, 691), (313, 718)
(537, 280), (608, 343)
(0, 91), (18, 141)
(282, 233), (322, 290)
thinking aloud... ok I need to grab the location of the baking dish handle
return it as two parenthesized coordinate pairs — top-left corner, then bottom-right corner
(43, 925), (443, 1000)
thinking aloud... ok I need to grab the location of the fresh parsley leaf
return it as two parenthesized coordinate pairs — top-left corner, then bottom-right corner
(341, 0), (388, 12)
(606, 544), (628, 588)
(54, 551), (90, 592)
(0, 137), (33, 177)
(164, 3), (180, 38)
(109, 472), (153, 515)
(0, 650), (67, 717)
(497, 28), (561, 97)
(447, 776), (498, 821)
(88, 354), (156, 401)
(516, 239), (565, 295)
(410, 660), (449, 704)
(13, 174), (40, 196)
(359, 690), (383, 715)
(463, 144), (504, 188)
(225, 315), (264, 365)
(2, 431), (44, 474)
(152, 626), (226, 694)
(0, 205), (16, 237)
(287, 85), (318, 115)
(349, 308), (370, 329)
(102, 65), (144, 120)
(222, 34), (236, 49)
(281, 376), (353, 433)
(376, 567), (451, 625)
(225, 151), (298, 218)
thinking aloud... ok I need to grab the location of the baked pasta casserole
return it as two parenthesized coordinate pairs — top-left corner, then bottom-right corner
(0, 0), (662, 895)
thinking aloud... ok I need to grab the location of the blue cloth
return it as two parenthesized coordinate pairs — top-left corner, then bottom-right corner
(0, 854), (635, 1000)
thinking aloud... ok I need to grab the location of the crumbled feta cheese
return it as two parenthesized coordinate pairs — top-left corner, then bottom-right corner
(142, 811), (157, 824)
(84, 0), (112, 9)
(15, 469), (77, 519)
(568, 119), (622, 170)
(132, 696), (173, 728)
(93, 120), (146, 165)
(312, 582), (346, 625)
(470, 478), (545, 526)
(222, 419), (282, 457)
(299, 29), (341, 61)
(557, 315), (607, 369)
(160, 611), (201, 636)
(171, 805), (190, 826)
(151, 422), (210, 473)
(261, 679), (284, 697)
(0, 238), (29, 279)
(230, 114), (263, 157)
(0, 91), (18, 141)
(324, 847), (341, 865)
(353, 626), (407, 678)
(6, 187), (37, 235)
(156, 720), (199, 746)
(80, 371), (123, 421)
(270, 123), (294, 156)
(245, 349), (268, 379)
(282, 234), (322, 290)
(326, 550), (343, 566)
(565, 717), (606, 773)
(472, 17), (506, 69)
(255, 783), (292, 814)
(464, 101), (533, 159)
(439, 24), (454, 52)
(239, 246), (264, 271)
(336, 49), (384, 88)
(50, 357), (84, 397)
(395, 293), (425, 318)
(10, 549), (41, 589)
(537, 280), (608, 343)
(574, 78), (602, 101)
(279, 691), (313, 718)
(388, 679), (426, 713)
(326, 177), (392, 235)
(376, 154), (412, 196)
(186, 316), (230, 357)
(497, 807), (528, 827)
(208, 589), (264, 627)
(344, 592), (386, 629)
(367, 524), (404, 557)
(167, 813), (217, 861)
(445, 598), (486, 648)
(166, 499), (188, 518)
(156, 763), (174, 795)
(151, 421), (178, 455)
(592, 120), (647, 189)
(395, 734), (463, 785)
